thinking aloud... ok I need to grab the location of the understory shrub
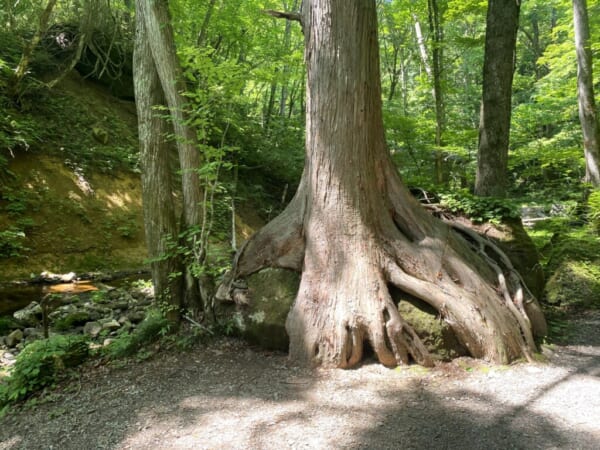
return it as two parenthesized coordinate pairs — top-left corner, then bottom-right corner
(0, 335), (89, 407)
(103, 309), (169, 359)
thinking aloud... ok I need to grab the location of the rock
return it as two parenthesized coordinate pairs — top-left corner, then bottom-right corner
(103, 338), (115, 347)
(83, 321), (103, 337)
(6, 329), (24, 347)
(82, 303), (111, 320)
(101, 319), (121, 331)
(111, 300), (130, 311)
(226, 268), (300, 351)
(0, 350), (16, 367)
(23, 327), (42, 338)
(52, 310), (94, 331)
(396, 296), (467, 361)
(126, 310), (146, 324)
(13, 301), (43, 327)
(48, 304), (78, 320)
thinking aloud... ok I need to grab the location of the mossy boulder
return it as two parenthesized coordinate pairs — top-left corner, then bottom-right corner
(545, 259), (600, 310)
(231, 269), (299, 351)
(396, 294), (467, 361)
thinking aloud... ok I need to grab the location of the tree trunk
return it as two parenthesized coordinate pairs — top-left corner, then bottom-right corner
(428, 0), (446, 184)
(222, 0), (544, 368)
(573, 0), (600, 187)
(475, 0), (520, 197)
(133, 8), (184, 322)
(10, 0), (58, 98)
(137, 0), (205, 311)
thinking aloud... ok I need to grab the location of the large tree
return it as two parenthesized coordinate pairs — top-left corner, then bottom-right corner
(475, 0), (521, 197)
(573, 0), (600, 187)
(220, 0), (545, 368)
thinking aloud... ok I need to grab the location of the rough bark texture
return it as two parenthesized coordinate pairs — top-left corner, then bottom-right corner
(475, 0), (520, 197)
(137, 0), (205, 311)
(573, 0), (600, 187)
(133, 6), (184, 321)
(222, 0), (543, 368)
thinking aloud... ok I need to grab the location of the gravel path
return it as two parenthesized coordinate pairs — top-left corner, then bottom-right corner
(1, 311), (599, 450)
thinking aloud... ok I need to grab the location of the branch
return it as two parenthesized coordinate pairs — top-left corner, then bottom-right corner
(263, 9), (302, 23)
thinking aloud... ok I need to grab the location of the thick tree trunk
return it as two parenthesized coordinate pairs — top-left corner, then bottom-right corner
(475, 0), (520, 197)
(133, 9), (184, 321)
(223, 0), (544, 368)
(573, 0), (600, 187)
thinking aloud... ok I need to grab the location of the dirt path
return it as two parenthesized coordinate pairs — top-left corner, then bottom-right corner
(1, 311), (600, 450)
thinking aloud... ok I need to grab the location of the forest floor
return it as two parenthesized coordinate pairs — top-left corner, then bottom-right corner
(1, 310), (599, 450)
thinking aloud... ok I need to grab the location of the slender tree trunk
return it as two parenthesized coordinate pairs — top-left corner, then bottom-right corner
(413, 14), (432, 79)
(279, 0), (299, 117)
(197, 0), (217, 47)
(137, 0), (205, 311)
(10, 0), (58, 97)
(222, 0), (544, 369)
(475, 0), (520, 197)
(133, 9), (184, 321)
(573, 0), (600, 186)
(428, 0), (446, 184)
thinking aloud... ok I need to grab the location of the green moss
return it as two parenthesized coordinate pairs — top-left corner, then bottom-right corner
(545, 260), (600, 309)
(52, 311), (93, 331)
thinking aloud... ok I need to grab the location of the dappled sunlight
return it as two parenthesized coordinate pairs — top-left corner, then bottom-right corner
(113, 346), (600, 449)
(101, 191), (137, 210)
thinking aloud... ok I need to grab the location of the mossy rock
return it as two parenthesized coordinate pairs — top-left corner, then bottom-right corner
(0, 316), (21, 335)
(545, 259), (600, 309)
(232, 269), (299, 351)
(52, 310), (94, 331)
(396, 294), (468, 361)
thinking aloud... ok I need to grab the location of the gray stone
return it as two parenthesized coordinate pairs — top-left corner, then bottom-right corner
(6, 329), (24, 347)
(13, 302), (43, 326)
(48, 304), (78, 320)
(102, 319), (121, 331)
(23, 327), (42, 338)
(126, 310), (146, 324)
(83, 321), (103, 337)
(230, 268), (300, 351)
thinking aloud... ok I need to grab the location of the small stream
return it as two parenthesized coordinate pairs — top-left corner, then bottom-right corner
(0, 272), (150, 317)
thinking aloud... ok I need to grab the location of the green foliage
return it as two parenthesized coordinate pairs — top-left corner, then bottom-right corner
(0, 228), (29, 258)
(0, 335), (89, 406)
(588, 190), (600, 233)
(103, 309), (169, 359)
(0, 317), (20, 336)
(439, 190), (521, 224)
(52, 311), (92, 331)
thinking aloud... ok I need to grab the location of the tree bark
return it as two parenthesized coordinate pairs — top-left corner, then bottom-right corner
(222, 0), (543, 368)
(137, 0), (205, 311)
(133, 8), (184, 321)
(10, 0), (58, 97)
(573, 0), (600, 187)
(475, 0), (520, 197)
(427, 0), (446, 184)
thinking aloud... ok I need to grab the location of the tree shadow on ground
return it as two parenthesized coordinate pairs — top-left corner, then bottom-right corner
(1, 336), (599, 449)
